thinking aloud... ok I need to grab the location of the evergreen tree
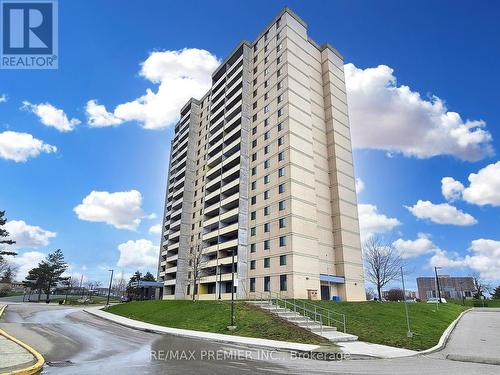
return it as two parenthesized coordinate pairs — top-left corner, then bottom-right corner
(142, 272), (156, 281)
(0, 210), (16, 255)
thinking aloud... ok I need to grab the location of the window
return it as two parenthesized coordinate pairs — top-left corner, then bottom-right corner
(253, 89), (257, 97)
(280, 275), (287, 291)
(251, 181), (256, 190)
(279, 218), (286, 228)
(253, 78), (257, 86)
(264, 240), (270, 250)
(251, 211), (256, 220)
(264, 223), (270, 232)
(264, 145), (270, 154)
(252, 167), (257, 176)
(264, 56), (268, 64)
(264, 159), (270, 169)
(251, 196), (256, 205)
(264, 30), (269, 41)
(252, 153), (257, 162)
(277, 122), (283, 131)
(264, 206), (270, 216)
(253, 114), (257, 122)
(264, 44), (268, 53)
(264, 276), (271, 292)
(264, 257), (270, 268)
(264, 131), (269, 140)
(279, 200), (286, 211)
(250, 278), (256, 292)
(253, 66), (257, 74)
(250, 243), (256, 253)
(277, 68), (282, 77)
(252, 126), (257, 135)
(277, 55), (282, 64)
(278, 108), (283, 117)
(278, 94), (283, 103)
(278, 167), (285, 177)
(276, 17), (281, 28)
(264, 67), (269, 76)
(277, 32), (281, 40)
(279, 236), (286, 247)
(278, 151), (284, 162)
(253, 55), (258, 64)
(250, 260), (256, 270)
(280, 255), (286, 266)
(277, 43), (282, 52)
(251, 227), (256, 236)
(278, 137), (284, 146)
(253, 102), (257, 110)
(264, 190), (270, 200)
(264, 80), (269, 88)
(279, 183), (285, 194)
(264, 118), (269, 127)
(254, 44), (258, 52)
(264, 92), (268, 101)
(264, 105), (269, 113)
(264, 175), (270, 184)
(252, 139), (257, 148)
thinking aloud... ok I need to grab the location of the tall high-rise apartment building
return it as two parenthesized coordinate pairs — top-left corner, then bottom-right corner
(157, 8), (365, 301)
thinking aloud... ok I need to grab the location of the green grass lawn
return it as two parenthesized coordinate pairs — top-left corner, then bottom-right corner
(449, 298), (500, 308)
(105, 300), (329, 345)
(306, 300), (467, 350)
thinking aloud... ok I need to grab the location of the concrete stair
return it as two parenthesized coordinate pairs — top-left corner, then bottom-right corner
(247, 300), (358, 343)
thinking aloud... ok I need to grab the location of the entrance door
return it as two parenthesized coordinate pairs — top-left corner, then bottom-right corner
(320, 285), (330, 300)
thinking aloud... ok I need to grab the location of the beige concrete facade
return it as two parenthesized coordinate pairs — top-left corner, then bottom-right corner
(158, 8), (365, 302)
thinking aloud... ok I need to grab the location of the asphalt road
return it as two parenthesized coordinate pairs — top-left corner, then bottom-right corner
(0, 303), (498, 375)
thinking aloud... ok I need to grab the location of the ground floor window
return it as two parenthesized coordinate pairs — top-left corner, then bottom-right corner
(264, 276), (270, 292)
(280, 274), (287, 291)
(250, 278), (255, 292)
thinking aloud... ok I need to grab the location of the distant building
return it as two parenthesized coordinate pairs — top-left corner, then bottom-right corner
(416, 275), (475, 301)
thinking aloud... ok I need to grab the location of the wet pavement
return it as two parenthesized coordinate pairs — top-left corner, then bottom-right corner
(0, 303), (498, 374)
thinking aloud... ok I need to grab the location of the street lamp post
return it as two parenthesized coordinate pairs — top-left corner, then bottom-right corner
(434, 266), (442, 303)
(400, 267), (413, 337)
(106, 269), (114, 306)
(65, 276), (72, 304)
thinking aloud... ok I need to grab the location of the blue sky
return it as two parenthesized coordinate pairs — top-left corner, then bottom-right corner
(1, 0), (499, 290)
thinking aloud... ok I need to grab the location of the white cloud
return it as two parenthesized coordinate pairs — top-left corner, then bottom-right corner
(393, 233), (439, 259)
(74, 190), (146, 230)
(0, 94), (7, 103)
(441, 177), (464, 202)
(429, 239), (500, 280)
(86, 48), (220, 130)
(149, 224), (162, 235)
(7, 251), (46, 280)
(22, 101), (81, 132)
(117, 239), (158, 269)
(345, 63), (494, 161)
(405, 200), (477, 226)
(444, 162), (500, 207)
(358, 203), (401, 241)
(355, 178), (365, 194)
(4, 220), (56, 248)
(0, 131), (57, 162)
(85, 100), (123, 127)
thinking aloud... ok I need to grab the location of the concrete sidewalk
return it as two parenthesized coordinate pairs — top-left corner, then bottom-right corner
(0, 304), (37, 373)
(84, 306), (323, 354)
(85, 305), (420, 359)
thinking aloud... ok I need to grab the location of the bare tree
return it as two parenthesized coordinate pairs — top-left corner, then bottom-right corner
(471, 272), (491, 298)
(187, 245), (208, 301)
(363, 236), (403, 301)
(112, 271), (127, 297)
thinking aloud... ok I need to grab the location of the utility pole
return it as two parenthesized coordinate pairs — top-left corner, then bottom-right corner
(79, 273), (84, 297)
(65, 276), (72, 304)
(218, 265), (222, 300)
(401, 267), (412, 337)
(434, 267), (442, 303)
(106, 269), (114, 306)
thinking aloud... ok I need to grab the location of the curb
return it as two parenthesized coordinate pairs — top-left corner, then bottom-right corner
(83, 307), (352, 360)
(417, 307), (473, 356)
(0, 305), (45, 375)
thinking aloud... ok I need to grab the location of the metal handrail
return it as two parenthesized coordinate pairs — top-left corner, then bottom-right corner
(249, 291), (346, 333)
